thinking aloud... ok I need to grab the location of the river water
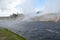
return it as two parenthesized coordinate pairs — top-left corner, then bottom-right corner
(0, 21), (60, 40)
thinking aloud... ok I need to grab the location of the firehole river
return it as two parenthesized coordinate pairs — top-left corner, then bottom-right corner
(0, 20), (60, 40)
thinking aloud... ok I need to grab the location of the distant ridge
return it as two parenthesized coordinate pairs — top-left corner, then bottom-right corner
(0, 14), (25, 21)
(31, 13), (60, 22)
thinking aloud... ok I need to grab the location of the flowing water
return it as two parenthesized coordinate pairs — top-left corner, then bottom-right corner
(0, 20), (60, 40)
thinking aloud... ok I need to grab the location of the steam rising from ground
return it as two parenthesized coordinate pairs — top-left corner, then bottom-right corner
(0, 0), (29, 16)
(0, 0), (35, 16)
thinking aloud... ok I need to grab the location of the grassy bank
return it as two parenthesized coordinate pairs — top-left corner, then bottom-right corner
(0, 27), (26, 40)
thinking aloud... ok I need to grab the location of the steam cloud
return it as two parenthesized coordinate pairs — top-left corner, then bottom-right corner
(0, 0), (36, 16)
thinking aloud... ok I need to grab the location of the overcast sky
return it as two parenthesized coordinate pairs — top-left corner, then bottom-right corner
(0, 0), (45, 16)
(0, 0), (60, 16)
(44, 0), (60, 13)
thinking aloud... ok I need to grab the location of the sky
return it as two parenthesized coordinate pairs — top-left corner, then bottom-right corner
(44, 0), (60, 13)
(0, 0), (45, 16)
(0, 0), (60, 17)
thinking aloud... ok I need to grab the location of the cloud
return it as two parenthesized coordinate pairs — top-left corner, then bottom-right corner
(19, 0), (35, 14)
(0, 0), (27, 16)
(0, 0), (41, 16)
(0, 0), (26, 9)
(44, 0), (60, 13)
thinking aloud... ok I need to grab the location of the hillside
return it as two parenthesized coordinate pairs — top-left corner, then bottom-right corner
(0, 27), (26, 40)
(31, 13), (60, 22)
